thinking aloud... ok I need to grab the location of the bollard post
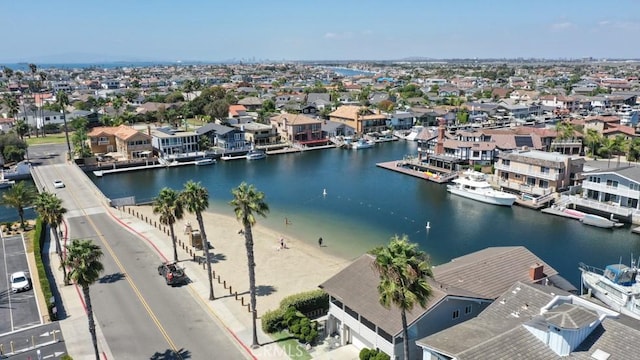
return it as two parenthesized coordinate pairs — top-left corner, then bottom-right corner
(53, 330), (56, 342)
(234, 291), (238, 300)
(193, 253), (196, 262)
(212, 269), (215, 277)
(0, 343), (4, 355)
(217, 275), (221, 284)
(10, 340), (14, 353)
(247, 304), (251, 313)
(223, 280), (227, 288)
(229, 285), (233, 295)
(241, 297), (244, 306)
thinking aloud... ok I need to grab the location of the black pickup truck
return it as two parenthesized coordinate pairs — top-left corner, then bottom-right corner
(157, 261), (188, 286)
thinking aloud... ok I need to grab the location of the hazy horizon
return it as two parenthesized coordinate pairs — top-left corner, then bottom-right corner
(3, 0), (640, 63)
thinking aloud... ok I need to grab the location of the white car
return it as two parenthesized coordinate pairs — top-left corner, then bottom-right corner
(53, 180), (65, 189)
(10, 271), (30, 293)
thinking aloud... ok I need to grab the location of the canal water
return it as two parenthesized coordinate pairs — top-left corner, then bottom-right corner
(6, 141), (637, 287)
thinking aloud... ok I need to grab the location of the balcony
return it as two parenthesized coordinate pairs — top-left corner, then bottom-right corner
(494, 178), (555, 196)
(495, 163), (561, 181)
(582, 181), (640, 199)
(562, 195), (634, 217)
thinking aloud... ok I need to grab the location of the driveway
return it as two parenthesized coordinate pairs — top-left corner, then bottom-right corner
(0, 233), (42, 335)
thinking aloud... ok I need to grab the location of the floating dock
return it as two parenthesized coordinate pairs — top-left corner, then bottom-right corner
(376, 160), (456, 184)
(93, 161), (195, 176)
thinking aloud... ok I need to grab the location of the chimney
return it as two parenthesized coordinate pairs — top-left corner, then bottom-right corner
(147, 125), (151, 136)
(435, 117), (446, 155)
(529, 263), (544, 282)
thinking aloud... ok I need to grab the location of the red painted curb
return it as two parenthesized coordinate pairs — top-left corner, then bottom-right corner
(106, 208), (257, 359)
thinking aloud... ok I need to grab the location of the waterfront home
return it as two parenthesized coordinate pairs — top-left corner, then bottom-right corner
(329, 105), (387, 135)
(194, 123), (249, 153)
(577, 165), (640, 223)
(320, 246), (571, 360)
(87, 125), (152, 160)
(540, 95), (580, 112)
(269, 114), (327, 146)
(388, 111), (415, 130)
(578, 114), (621, 135)
(150, 127), (199, 158)
(230, 121), (277, 146)
(322, 120), (355, 138)
(493, 148), (584, 201)
(417, 281), (640, 360)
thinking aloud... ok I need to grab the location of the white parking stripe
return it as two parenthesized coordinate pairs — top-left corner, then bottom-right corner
(1, 233), (15, 331)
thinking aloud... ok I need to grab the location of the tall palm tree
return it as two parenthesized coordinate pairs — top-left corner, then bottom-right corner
(34, 192), (69, 284)
(584, 128), (601, 158)
(56, 90), (72, 159)
(599, 137), (616, 167)
(613, 135), (630, 167)
(1, 182), (37, 228)
(63, 239), (104, 360)
(628, 137), (640, 162)
(180, 181), (214, 300)
(555, 120), (576, 140)
(153, 187), (184, 262)
(230, 182), (269, 348)
(369, 235), (433, 360)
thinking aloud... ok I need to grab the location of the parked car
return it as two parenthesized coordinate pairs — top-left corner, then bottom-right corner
(157, 261), (187, 286)
(10, 271), (31, 293)
(53, 180), (65, 189)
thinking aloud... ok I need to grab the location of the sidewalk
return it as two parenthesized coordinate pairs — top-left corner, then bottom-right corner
(105, 205), (356, 360)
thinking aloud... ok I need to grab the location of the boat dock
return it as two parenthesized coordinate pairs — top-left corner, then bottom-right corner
(376, 160), (457, 184)
(540, 206), (584, 220)
(93, 161), (195, 176)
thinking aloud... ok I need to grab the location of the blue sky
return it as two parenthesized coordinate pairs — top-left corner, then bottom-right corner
(2, 0), (639, 63)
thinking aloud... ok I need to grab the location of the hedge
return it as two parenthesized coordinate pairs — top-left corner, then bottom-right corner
(279, 289), (329, 315)
(262, 289), (328, 334)
(33, 218), (57, 321)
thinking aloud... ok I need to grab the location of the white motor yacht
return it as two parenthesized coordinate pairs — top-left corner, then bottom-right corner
(447, 170), (517, 206)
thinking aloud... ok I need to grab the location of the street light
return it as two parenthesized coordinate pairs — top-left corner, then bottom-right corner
(60, 109), (72, 160)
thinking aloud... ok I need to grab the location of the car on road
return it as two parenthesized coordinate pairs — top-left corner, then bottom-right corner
(53, 180), (65, 188)
(10, 271), (31, 293)
(157, 261), (188, 286)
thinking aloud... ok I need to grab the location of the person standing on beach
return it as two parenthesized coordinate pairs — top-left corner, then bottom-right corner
(280, 237), (285, 249)
(318, 237), (323, 247)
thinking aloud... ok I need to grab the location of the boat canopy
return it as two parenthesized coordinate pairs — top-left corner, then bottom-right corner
(604, 264), (638, 286)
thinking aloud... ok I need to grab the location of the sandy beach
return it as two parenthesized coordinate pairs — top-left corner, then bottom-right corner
(131, 205), (351, 316)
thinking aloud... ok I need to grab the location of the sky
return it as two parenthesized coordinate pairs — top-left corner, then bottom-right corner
(1, 0), (640, 63)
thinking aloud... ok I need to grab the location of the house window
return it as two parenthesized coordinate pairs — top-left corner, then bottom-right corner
(378, 328), (393, 343)
(473, 151), (480, 158)
(361, 316), (376, 331)
(606, 180), (619, 188)
(452, 310), (460, 319)
(465, 305), (472, 314)
(539, 180), (549, 188)
(540, 166), (549, 174)
(527, 177), (536, 186)
(630, 183), (640, 191)
(344, 305), (358, 320)
(503, 159), (510, 166)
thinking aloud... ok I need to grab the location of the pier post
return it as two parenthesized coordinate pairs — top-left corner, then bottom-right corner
(223, 280), (227, 288)
(229, 285), (233, 295)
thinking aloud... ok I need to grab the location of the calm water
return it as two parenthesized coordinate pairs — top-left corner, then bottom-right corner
(60, 142), (640, 287)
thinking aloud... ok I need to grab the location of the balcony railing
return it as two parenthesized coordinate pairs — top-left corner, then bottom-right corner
(582, 182), (640, 199)
(563, 195), (634, 217)
(494, 178), (555, 196)
(495, 163), (561, 181)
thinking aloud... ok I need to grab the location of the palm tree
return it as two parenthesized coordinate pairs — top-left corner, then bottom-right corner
(584, 129), (601, 158)
(153, 187), (184, 262)
(628, 137), (640, 162)
(555, 120), (576, 140)
(56, 90), (72, 159)
(598, 137), (616, 167)
(230, 182), (269, 348)
(613, 135), (630, 167)
(180, 181), (215, 300)
(63, 239), (104, 360)
(1, 182), (37, 228)
(34, 192), (69, 284)
(369, 235), (433, 360)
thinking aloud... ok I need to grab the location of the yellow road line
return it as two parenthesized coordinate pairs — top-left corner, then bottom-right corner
(54, 166), (182, 359)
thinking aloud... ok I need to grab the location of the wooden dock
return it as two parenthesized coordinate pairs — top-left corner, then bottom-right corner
(93, 161), (195, 177)
(376, 161), (456, 184)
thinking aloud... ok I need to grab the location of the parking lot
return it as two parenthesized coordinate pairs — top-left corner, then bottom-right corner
(0, 233), (42, 335)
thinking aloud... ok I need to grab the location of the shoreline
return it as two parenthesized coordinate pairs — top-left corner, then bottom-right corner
(132, 205), (351, 315)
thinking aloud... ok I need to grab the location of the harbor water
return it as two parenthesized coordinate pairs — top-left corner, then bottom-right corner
(8, 141), (637, 288)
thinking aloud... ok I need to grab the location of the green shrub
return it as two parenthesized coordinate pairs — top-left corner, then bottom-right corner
(360, 348), (390, 360)
(283, 306), (318, 344)
(473, 164), (482, 172)
(60, 355), (73, 360)
(33, 218), (56, 321)
(261, 307), (286, 333)
(279, 289), (329, 315)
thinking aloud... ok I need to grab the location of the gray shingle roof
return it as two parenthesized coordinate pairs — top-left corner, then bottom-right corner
(432, 246), (560, 299)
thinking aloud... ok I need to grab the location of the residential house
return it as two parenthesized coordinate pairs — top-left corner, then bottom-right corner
(493, 148), (585, 199)
(322, 120), (355, 138)
(67, 109), (101, 128)
(270, 114), (326, 146)
(368, 92), (391, 105)
(237, 97), (263, 111)
(100, 79), (120, 90)
(438, 86), (460, 97)
(329, 105), (387, 135)
(602, 124), (636, 141)
(320, 246), (572, 360)
(195, 123), (249, 152)
(579, 166), (640, 220)
(87, 125), (152, 160)
(540, 95), (580, 112)
(388, 111), (415, 130)
(17, 109), (66, 130)
(0, 118), (14, 133)
(580, 115), (621, 135)
(417, 281), (639, 359)
(150, 127), (199, 158)
(229, 104), (248, 118)
(231, 122), (277, 146)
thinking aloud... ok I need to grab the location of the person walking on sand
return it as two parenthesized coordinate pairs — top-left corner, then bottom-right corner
(280, 237), (285, 249)
(318, 237), (323, 247)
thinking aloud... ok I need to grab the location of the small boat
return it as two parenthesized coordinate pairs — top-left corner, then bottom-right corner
(579, 258), (640, 321)
(351, 138), (375, 150)
(447, 170), (517, 206)
(194, 158), (216, 166)
(0, 170), (15, 189)
(246, 149), (266, 160)
(580, 214), (624, 229)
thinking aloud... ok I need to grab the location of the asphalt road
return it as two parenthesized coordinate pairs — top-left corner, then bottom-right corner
(0, 234), (41, 335)
(36, 160), (247, 358)
(0, 322), (66, 359)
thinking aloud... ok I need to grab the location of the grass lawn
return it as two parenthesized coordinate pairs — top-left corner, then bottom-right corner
(270, 331), (312, 360)
(26, 133), (70, 146)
